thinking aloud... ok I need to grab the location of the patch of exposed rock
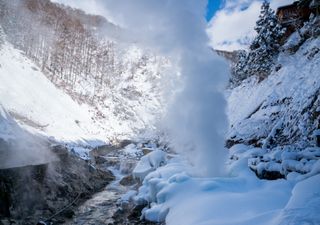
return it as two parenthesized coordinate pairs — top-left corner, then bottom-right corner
(0, 144), (114, 225)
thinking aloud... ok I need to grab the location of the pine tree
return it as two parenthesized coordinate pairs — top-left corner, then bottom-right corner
(231, 50), (248, 86)
(232, 1), (285, 85)
(248, 1), (285, 78)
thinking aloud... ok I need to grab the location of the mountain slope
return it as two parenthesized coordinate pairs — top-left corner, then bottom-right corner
(0, 0), (169, 140)
(0, 36), (106, 143)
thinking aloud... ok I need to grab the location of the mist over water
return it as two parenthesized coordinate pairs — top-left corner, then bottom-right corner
(0, 106), (55, 169)
(52, 0), (230, 177)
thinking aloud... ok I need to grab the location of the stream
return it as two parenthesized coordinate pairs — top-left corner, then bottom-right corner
(63, 145), (161, 225)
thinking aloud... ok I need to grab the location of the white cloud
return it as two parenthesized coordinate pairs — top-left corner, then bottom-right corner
(207, 0), (293, 51)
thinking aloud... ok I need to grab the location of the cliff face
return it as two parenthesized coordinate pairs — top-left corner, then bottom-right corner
(215, 50), (239, 65)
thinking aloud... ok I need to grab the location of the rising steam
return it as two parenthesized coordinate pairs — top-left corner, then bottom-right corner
(52, 0), (229, 177)
(0, 106), (55, 169)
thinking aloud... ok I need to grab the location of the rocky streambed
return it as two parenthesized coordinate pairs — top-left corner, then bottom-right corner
(65, 143), (163, 225)
(0, 142), (163, 225)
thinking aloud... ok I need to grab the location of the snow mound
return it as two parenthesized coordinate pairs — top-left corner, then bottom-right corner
(133, 150), (167, 180)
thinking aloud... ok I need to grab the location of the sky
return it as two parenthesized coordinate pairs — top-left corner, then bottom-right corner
(206, 0), (221, 21)
(207, 0), (293, 51)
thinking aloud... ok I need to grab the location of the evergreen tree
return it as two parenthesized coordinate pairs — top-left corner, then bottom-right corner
(232, 1), (285, 85)
(248, 1), (285, 78)
(232, 50), (248, 86)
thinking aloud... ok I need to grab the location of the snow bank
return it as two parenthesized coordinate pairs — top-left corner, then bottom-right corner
(272, 174), (320, 225)
(133, 150), (167, 180)
(133, 144), (320, 225)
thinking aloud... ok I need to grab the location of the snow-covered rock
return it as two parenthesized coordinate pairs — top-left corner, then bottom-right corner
(133, 150), (167, 180)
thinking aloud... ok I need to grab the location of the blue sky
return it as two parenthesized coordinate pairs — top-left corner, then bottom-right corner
(206, 0), (221, 21)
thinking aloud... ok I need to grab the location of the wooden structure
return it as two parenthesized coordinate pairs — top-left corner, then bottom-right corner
(276, 1), (312, 39)
(276, 1), (311, 26)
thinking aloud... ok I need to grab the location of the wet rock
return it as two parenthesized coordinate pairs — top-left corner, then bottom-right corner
(62, 209), (75, 218)
(118, 140), (134, 148)
(94, 156), (108, 165)
(0, 144), (115, 224)
(252, 169), (285, 180)
(142, 148), (153, 155)
(119, 175), (138, 186)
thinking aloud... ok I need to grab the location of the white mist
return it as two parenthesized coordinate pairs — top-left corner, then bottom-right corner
(52, 0), (229, 177)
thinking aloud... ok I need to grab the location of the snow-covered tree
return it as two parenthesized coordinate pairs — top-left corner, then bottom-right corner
(248, 1), (285, 78)
(231, 50), (248, 86)
(232, 1), (285, 84)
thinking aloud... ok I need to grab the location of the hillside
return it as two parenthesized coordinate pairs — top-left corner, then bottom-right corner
(227, 21), (320, 179)
(0, 0), (169, 140)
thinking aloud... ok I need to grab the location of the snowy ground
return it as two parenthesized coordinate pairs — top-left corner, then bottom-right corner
(129, 144), (320, 225)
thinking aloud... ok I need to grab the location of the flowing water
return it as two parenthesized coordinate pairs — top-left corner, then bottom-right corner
(63, 147), (161, 225)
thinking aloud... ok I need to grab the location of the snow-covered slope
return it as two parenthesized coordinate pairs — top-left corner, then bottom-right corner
(227, 36), (320, 149)
(0, 0), (169, 141)
(0, 38), (106, 143)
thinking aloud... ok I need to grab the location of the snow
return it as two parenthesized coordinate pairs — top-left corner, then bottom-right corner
(131, 144), (320, 225)
(0, 40), (107, 144)
(133, 150), (167, 180)
(0, 105), (56, 168)
(123, 144), (140, 156)
(0, 105), (19, 141)
(227, 37), (320, 145)
(272, 174), (320, 225)
(0, 37), (115, 161)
